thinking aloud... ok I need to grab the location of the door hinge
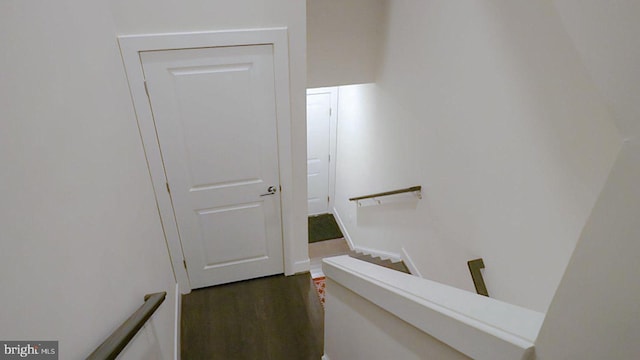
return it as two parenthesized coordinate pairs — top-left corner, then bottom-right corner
(328, 154), (331, 163)
(183, 259), (187, 269)
(279, 185), (282, 192)
(166, 182), (171, 194)
(327, 196), (330, 203)
(143, 81), (150, 98)
(329, 107), (332, 116)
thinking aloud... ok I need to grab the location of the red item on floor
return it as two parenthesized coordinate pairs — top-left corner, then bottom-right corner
(312, 276), (326, 307)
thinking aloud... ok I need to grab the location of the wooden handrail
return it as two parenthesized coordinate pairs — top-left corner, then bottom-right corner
(349, 186), (422, 202)
(467, 259), (489, 297)
(86, 292), (166, 360)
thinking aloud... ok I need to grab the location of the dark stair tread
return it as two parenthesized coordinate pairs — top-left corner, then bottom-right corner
(348, 251), (411, 274)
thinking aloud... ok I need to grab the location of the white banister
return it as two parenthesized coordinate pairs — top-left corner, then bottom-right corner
(322, 255), (545, 360)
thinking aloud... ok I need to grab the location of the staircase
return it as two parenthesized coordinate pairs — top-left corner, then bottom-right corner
(348, 251), (411, 274)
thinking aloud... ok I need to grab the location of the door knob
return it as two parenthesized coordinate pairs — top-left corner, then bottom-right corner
(260, 186), (277, 196)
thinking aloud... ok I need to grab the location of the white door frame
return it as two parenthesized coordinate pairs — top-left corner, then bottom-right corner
(306, 87), (339, 213)
(119, 28), (295, 294)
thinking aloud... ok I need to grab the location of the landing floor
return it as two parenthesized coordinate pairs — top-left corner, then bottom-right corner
(181, 273), (324, 359)
(308, 237), (351, 278)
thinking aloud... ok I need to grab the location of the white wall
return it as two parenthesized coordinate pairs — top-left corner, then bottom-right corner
(307, 0), (385, 88)
(0, 0), (306, 358)
(552, 0), (640, 137)
(534, 1), (640, 357)
(535, 139), (640, 359)
(324, 279), (470, 360)
(0, 2), (177, 358)
(333, 0), (621, 312)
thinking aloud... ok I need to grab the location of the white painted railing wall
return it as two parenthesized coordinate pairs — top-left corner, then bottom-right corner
(322, 256), (545, 360)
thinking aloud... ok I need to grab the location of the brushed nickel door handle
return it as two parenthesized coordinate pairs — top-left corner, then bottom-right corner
(260, 186), (277, 196)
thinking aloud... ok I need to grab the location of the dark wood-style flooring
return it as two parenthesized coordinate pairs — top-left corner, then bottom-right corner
(181, 273), (324, 360)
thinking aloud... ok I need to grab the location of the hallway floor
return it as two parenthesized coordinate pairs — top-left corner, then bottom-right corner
(181, 273), (324, 360)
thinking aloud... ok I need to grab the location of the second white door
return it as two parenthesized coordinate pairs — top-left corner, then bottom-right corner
(141, 45), (284, 289)
(307, 89), (335, 215)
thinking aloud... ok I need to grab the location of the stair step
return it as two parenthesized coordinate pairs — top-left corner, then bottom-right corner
(348, 251), (411, 274)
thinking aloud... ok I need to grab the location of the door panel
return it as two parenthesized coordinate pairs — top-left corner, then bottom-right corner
(141, 45), (284, 288)
(172, 64), (260, 187)
(197, 203), (268, 268)
(307, 92), (331, 215)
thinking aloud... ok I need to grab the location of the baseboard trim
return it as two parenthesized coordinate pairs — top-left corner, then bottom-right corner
(332, 207), (355, 250)
(292, 258), (311, 274)
(322, 354), (331, 360)
(401, 247), (423, 277)
(174, 282), (181, 360)
(353, 245), (402, 263)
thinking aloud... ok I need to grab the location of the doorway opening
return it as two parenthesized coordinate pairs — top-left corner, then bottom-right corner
(306, 86), (343, 246)
(306, 87), (338, 216)
(306, 87), (350, 279)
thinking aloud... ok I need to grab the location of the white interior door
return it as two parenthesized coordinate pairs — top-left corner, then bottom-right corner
(141, 45), (284, 289)
(307, 91), (332, 215)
